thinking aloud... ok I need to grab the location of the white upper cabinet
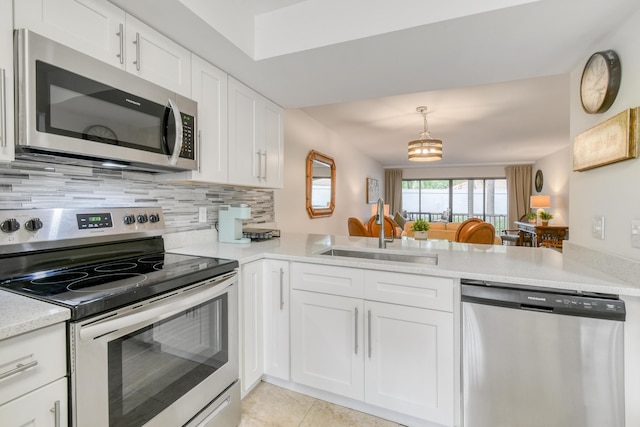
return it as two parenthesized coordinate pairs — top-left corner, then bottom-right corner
(0, 0), (14, 161)
(14, 0), (191, 96)
(124, 15), (191, 97)
(228, 77), (283, 189)
(14, 0), (125, 68)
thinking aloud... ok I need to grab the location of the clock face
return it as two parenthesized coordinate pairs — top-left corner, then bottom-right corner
(580, 50), (621, 114)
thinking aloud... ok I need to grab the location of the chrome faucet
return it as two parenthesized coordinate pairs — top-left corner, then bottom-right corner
(376, 197), (394, 249)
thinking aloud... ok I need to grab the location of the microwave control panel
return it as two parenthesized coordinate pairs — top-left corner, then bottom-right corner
(180, 114), (195, 160)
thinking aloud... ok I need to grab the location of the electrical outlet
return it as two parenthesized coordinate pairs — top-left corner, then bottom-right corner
(592, 216), (605, 240)
(198, 207), (207, 223)
(632, 220), (640, 248)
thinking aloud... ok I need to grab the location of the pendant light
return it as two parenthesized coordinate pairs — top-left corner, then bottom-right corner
(408, 106), (442, 161)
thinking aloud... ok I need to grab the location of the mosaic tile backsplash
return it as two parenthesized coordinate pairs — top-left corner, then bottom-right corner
(0, 160), (274, 233)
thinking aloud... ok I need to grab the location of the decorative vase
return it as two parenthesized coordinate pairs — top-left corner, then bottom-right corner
(529, 219), (536, 224)
(542, 221), (549, 226)
(414, 231), (428, 240)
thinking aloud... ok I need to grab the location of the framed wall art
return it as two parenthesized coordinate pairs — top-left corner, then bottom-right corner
(366, 178), (379, 203)
(573, 107), (639, 171)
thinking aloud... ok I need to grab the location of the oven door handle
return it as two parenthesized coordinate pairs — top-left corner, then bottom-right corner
(79, 274), (235, 341)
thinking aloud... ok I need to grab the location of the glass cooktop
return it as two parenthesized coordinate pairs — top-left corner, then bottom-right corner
(0, 251), (238, 320)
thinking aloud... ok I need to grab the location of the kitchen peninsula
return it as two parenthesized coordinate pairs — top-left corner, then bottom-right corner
(166, 231), (639, 427)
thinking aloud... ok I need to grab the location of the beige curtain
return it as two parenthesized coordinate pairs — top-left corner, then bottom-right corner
(384, 169), (403, 214)
(505, 165), (532, 228)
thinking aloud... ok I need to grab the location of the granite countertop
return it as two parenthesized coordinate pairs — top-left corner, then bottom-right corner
(167, 231), (640, 297)
(0, 291), (70, 341)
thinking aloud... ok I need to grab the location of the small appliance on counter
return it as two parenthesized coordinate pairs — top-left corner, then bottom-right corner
(218, 204), (251, 243)
(242, 227), (281, 241)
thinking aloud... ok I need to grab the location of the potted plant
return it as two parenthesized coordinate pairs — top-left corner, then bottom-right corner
(411, 218), (430, 239)
(539, 211), (553, 226)
(525, 212), (537, 224)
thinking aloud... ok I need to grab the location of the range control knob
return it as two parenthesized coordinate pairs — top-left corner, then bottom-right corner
(25, 218), (43, 232)
(148, 213), (160, 223)
(136, 214), (148, 224)
(0, 218), (20, 233)
(123, 214), (136, 225)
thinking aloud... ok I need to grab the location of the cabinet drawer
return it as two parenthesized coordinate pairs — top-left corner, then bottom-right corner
(0, 323), (66, 406)
(364, 271), (454, 311)
(0, 377), (68, 427)
(291, 262), (364, 298)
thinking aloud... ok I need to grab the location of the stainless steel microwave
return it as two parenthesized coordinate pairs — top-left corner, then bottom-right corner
(15, 29), (198, 172)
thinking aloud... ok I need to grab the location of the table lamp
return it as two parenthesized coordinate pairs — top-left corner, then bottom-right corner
(530, 195), (551, 225)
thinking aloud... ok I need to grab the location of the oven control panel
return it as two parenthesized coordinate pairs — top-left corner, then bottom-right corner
(0, 207), (166, 254)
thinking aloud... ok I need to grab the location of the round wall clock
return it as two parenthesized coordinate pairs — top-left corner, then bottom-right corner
(535, 169), (543, 192)
(580, 50), (621, 114)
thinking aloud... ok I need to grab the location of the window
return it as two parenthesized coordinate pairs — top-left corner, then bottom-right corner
(401, 179), (507, 233)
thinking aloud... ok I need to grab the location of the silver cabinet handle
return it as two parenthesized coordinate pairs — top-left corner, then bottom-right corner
(0, 68), (6, 148)
(354, 307), (359, 355)
(279, 267), (284, 310)
(167, 98), (183, 165)
(262, 150), (267, 180)
(116, 23), (124, 64)
(133, 32), (141, 71)
(0, 360), (38, 381)
(256, 149), (262, 181)
(368, 310), (372, 359)
(50, 400), (61, 427)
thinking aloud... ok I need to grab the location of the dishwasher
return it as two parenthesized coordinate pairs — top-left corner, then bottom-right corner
(461, 279), (626, 427)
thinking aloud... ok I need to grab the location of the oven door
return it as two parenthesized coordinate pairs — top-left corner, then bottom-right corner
(70, 272), (239, 427)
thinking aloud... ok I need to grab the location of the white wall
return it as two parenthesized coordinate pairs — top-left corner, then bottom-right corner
(532, 145), (571, 227)
(568, 7), (640, 261)
(275, 109), (384, 236)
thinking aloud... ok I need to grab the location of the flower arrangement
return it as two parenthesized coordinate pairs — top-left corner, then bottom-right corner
(525, 212), (537, 223)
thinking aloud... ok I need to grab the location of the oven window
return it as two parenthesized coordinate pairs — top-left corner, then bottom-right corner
(107, 294), (228, 427)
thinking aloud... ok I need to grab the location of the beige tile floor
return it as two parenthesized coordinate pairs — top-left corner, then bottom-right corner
(239, 381), (403, 427)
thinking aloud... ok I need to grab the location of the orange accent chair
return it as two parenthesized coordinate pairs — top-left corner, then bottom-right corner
(348, 217), (370, 237)
(366, 216), (398, 239)
(455, 220), (497, 244)
(454, 218), (483, 242)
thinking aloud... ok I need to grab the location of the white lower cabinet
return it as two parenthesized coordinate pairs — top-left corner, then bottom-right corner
(0, 323), (68, 427)
(0, 378), (68, 427)
(240, 260), (264, 396)
(262, 259), (290, 380)
(290, 262), (455, 426)
(291, 290), (364, 400)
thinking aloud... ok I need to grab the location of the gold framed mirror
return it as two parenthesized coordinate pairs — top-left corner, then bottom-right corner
(306, 150), (336, 218)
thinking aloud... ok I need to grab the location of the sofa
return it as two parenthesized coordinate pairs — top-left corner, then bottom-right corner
(402, 221), (501, 244)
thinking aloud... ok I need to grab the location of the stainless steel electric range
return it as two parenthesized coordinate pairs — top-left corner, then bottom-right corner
(0, 207), (241, 427)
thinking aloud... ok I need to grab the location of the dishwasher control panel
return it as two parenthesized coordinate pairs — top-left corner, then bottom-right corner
(461, 279), (626, 321)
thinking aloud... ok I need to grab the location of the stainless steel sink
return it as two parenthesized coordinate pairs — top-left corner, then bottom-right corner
(319, 248), (438, 265)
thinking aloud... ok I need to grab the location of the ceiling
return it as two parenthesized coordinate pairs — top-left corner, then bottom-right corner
(111, 0), (640, 168)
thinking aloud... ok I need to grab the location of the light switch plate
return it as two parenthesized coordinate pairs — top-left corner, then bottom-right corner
(199, 207), (207, 223)
(632, 220), (640, 248)
(592, 216), (605, 240)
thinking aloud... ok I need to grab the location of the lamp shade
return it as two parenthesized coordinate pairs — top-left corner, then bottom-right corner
(530, 195), (551, 209)
(371, 204), (390, 217)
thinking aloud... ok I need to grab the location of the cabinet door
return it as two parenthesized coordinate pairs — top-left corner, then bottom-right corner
(240, 260), (264, 396)
(228, 77), (259, 187)
(260, 99), (284, 188)
(263, 259), (289, 380)
(125, 15), (191, 96)
(14, 0), (125, 68)
(291, 290), (364, 400)
(365, 301), (454, 425)
(0, 0), (14, 161)
(190, 55), (228, 183)
(0, 378), (68, 427)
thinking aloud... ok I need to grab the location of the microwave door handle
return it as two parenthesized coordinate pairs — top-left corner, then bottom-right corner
(166, 98), (183, 165)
